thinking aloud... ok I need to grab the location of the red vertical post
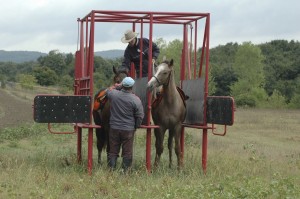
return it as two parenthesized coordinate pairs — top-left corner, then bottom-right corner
(194, 21), (198, 79)
(202, 14), (210, 175)
(87, 128), (93, 175)
(145, 14), (154, 173)
(146, 128), (151, 173)
(77, 127), (82, 163)
(130, 24), (136, 78)
(139, 20), (144, 78)
(85, 18), (89, 77)
(202, 129), (208, 174)
(181, 25), (186, 82)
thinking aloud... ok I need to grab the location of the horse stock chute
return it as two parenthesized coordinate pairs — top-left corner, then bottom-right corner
(33, 10), (235, 175)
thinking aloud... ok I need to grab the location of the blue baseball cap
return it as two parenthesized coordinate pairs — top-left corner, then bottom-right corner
(122, 77), (135, 87)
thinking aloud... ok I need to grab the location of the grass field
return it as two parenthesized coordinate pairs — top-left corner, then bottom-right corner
(0, 108), (299, 198)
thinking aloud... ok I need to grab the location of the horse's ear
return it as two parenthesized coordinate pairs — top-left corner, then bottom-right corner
(113, 65), (117, 74)
(170, 59), (174, 66)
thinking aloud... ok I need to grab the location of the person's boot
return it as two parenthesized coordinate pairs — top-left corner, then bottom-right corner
(108, 157), (117, 171)
(122, 158), (132, 173)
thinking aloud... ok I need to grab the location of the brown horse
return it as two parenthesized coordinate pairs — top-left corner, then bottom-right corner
(147, 59), (187, 168)
(93, 66), (128, 164)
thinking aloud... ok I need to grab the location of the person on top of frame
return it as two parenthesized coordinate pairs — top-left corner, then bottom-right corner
(120, 29), (160, 78)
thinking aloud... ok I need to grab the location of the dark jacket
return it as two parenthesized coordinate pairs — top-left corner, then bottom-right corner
(121, 38), (160, 77)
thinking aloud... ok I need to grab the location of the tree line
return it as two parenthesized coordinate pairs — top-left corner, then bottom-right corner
(0, 39), (299, 108)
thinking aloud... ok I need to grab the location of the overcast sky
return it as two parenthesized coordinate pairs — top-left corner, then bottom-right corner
(1, 0), (299, 54)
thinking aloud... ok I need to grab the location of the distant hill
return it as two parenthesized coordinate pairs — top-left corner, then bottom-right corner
(0, 49), (124, 63)
(94, 49), (124, 59)
(0, 50), (47, 63)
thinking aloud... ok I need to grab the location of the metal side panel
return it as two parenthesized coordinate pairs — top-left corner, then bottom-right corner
(133, 77), (149, 125)
(34, 95), (91, 123)
(182, 78), (205, 125)
(206, 96), (234, 125)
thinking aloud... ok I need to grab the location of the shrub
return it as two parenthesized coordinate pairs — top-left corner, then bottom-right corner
(235, 95), (256, 107)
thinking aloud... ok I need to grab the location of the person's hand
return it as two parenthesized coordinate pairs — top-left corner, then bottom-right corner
(152, 58), (155, 64)
(114, 83), (122, 90)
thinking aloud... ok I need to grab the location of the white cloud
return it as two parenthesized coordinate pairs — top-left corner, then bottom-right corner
(0, 0), (299, 53)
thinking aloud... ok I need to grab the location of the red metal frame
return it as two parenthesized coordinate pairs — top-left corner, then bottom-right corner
(75, 10), (211, 174)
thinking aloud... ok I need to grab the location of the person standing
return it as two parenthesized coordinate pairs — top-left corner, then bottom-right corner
(121, 29), (160, 78)
(106, 77), (144, 172)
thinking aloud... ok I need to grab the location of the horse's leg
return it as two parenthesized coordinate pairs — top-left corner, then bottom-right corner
(93, 110), (104, 165)
(168, 129), (174, 168)
(174, 124), (183, 169)
(154, 127), (166, 167)
(104, 125), (110, 165)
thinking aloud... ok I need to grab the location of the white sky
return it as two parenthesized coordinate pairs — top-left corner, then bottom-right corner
(0, 0), (299, 53)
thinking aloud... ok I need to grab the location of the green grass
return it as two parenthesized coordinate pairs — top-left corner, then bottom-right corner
(0, 109), (299, 198)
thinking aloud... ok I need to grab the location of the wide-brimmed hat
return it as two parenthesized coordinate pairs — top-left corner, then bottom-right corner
(122, 77), (135, 87)
(121, 30), (139, 43)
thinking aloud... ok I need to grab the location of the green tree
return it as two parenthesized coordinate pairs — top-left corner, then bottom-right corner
(17, 74), (37, 89)
(58, 75), (73, 94)
(264, 90), (287, 108)
(288, 76), (300, 108)
(38, 50), (66, 76)
(33, 66), (58, 86)
(210, 43), (239, 96)
(260, 40), (300, 102)
(231, 42), (267, 107)
(0, 62), (18, 81)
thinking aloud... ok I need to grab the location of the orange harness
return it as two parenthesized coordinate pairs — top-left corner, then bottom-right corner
(93, 85), (120, 111)
(93, 89), (108, 111)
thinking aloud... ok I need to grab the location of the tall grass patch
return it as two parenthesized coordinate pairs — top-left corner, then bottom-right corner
(0, 109), (299, 198)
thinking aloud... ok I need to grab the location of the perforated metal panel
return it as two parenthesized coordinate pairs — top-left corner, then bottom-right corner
(206, 96), (234, 125)
(34, 95), (91, 123)
(133, 77), (149, 125)
(182, 78), (205, 125)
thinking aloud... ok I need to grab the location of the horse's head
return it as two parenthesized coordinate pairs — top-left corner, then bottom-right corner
(147, 59), (174, 91)
(113, 66), (129, 84)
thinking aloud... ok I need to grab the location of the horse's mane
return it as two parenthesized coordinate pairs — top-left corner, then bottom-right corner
(159, 57), (173, 66)
(161, 60), (169, 65)
(117, 68), (129, 76)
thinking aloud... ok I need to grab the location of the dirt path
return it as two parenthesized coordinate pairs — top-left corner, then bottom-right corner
(0, 89), (33, 128)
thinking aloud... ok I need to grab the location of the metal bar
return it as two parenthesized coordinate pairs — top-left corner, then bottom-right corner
(180, 25), (186, 84)
(89, 11), (95, 122)
(85, 18), (89, 77)
(198, 21), (207, 78)
(129, 24), (136, 78)
(202, 129), (208, 174)
(146, 14), (154, 173)
(184, 24), (191, 79)
(203, 15), (210, 125)
(87, 128), (93, 175)
(139, 20), (144, 78)
(194, 21), (198, 79)
(47, 123), (76, 134)
(212, 124), (227, 136)
(146, 128), (151, 173)
(80, 21), (84, 78)
(77, 127), (82, 163)
(91, 10), (209, 17)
